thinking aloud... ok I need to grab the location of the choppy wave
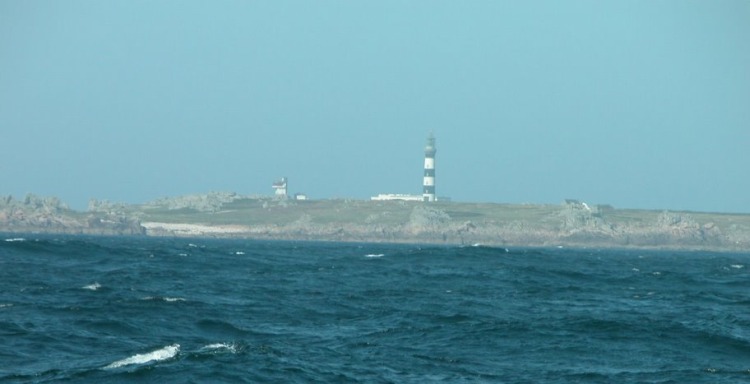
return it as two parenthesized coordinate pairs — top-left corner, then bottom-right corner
(82, 282), (101, 291)
(2, 237), (749, 383)
(200, 342), (240, 354)
(141, 296), (186, 302)
(104, 344), (180, 369)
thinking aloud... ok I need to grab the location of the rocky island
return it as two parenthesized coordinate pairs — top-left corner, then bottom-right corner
(2, 192), (749, 251)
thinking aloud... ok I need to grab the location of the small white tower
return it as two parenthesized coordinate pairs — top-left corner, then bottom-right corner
(272, 177), (288, 199)
(423, 134), (436, 202)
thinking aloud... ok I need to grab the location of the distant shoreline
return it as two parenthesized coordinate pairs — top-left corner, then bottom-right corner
(2, 193), (749, 252)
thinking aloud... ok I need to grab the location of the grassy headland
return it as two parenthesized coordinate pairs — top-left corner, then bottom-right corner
(2, 193), (749, 250)
(133, 195), (750, 251)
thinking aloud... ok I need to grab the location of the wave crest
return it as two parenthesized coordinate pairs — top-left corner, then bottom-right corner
(82, 282), (101, 291)
(200, 342), (240, 354)
(104, 344), (180, 369)
(141, 296), (186, 302)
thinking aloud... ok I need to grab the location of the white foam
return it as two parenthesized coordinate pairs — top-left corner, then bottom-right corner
(164, 297), (186, 302)
(83, 282), (101, 291)
(178, 253), (188, 257)
(201, 342), (238, 354)
(235, 251), (245, 255)
(4, 238), (25, 242)
(365, 253), (384, 258)
(104, 344), (180, 369)
(141, 296), (186, 302)
(0, 303), (13, 308)
(731, 264), (744, 269)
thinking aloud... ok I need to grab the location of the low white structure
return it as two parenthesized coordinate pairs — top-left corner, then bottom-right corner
(370, 194), (423, 201)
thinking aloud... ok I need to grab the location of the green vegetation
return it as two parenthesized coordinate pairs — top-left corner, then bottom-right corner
(3, 193), (749, 249)
(140, 199), (416, 226)
(138, 197), (750, 231)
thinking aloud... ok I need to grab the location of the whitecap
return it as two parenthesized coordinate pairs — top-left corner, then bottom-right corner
(164, 297), (186, 302)
(0, 303), (13, 309)
(365, 253), (384, 258)
(235, 251), (245, 255)
(188, 243), (198, 248)
(141, 296), (186, 302)
(201, 342), (239, 354)
(104, 344), (180, 369)
(731, 264), (744, 269)
(178, 253), (188, 257)
(83, 282), (101, 291)
(4, 238), (25, 242)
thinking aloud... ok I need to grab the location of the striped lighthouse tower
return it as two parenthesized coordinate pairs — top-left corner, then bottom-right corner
(423, 133), (437, 202)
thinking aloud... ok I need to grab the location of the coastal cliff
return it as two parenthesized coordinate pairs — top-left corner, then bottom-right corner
(2, 193), (749, 251)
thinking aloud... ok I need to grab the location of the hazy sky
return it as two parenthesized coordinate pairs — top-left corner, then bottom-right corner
(2, 1), (748, 212)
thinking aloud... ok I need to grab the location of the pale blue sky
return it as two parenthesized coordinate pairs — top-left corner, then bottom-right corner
(1, 1), (748, 212)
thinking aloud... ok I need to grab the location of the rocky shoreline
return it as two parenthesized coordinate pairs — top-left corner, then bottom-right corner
(0, 194), (144, 236)
(139, 206), (748, 251)
(2, 193), (749, 252)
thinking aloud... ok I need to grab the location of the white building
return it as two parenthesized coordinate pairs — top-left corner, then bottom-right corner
(370, 193), (423, 201)
(272, 177), (288, 198)
(371, 134), (439, 202)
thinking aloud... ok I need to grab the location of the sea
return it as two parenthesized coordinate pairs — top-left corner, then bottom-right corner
(1, 236), (749, 383)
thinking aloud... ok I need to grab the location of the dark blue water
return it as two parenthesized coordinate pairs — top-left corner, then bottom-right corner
(2, 236), (749, 383)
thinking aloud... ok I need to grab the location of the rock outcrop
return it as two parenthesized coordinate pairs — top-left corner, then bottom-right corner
(1, 194), (144, 235)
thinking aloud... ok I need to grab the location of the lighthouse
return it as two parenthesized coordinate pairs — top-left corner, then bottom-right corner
(272, 177), (288, 199)
(423, 133), (436, 202)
